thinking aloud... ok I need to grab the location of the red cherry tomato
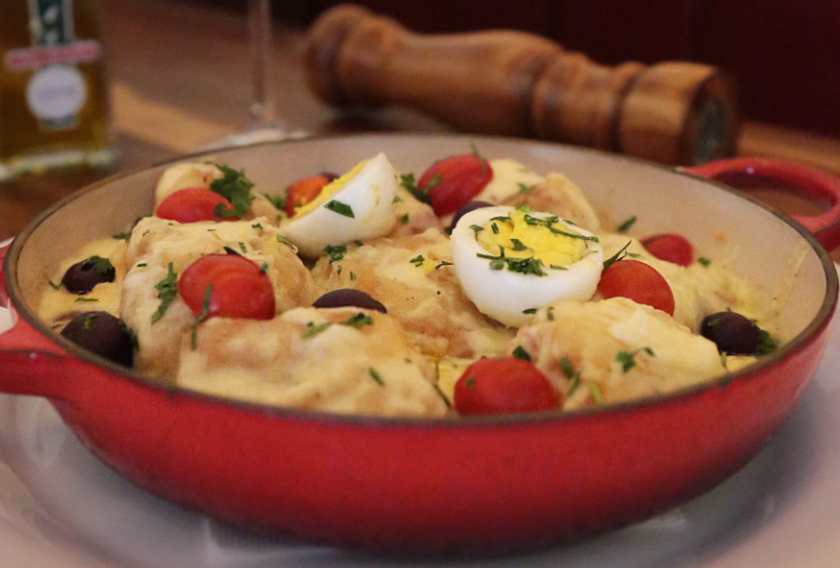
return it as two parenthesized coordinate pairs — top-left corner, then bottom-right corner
(640, 233), (694, 267)
(178, 254), (275, 320)
(285, 174), (332, 217)
(454, 357), (559, 415)
(156, 187), (237, 223)
(418, 154), (493, 217)
(597, 259), (675, 315)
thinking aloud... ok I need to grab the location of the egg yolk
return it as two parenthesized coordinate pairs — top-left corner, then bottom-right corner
(293, 160), (368, 217)
(476, 210), (587, 267)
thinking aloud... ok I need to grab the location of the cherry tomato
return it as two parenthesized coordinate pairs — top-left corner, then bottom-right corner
(178, 254), (275, 320)
(285, 174), (333, 217)
(641, 233), (693, 267)
(598, 259), (675, 315)
(454, 357), (558, 415)
(418, 154), (493, 217)
(156, 187), (237, 223)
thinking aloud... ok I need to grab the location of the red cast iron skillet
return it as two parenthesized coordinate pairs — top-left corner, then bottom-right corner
(1, 134), (839, 553)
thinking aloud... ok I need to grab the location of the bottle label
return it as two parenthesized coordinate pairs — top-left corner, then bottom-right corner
(26, 65), (87, 128)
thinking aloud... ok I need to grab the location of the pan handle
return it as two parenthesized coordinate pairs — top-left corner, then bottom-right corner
(684, 158), (840, 251)
(0, 241), (76, 399)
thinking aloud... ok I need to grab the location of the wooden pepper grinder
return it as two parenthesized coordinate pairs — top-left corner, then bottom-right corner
(305, 4), (739, 166)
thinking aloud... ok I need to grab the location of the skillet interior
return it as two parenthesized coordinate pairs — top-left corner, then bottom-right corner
(8, 133), (838, 420)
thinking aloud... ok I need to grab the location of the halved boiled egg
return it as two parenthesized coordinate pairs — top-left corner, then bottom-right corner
(451, 206), (603, 327)
(283, 153), (398, 258)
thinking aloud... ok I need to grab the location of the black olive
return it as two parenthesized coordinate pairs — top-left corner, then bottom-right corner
(61, 256), (116, 294)
(450, 201), (493, 231)
(60, 311), (135, 367)
(700, 311), (762, 355)
(313, 289), (387, 314)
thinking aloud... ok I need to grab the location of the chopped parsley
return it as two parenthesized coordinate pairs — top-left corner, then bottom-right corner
(435, 261), (454, 269)
(522, 308), (537, 314)
(465, 375), (476, 389)
(603, 241), (632, 271)
(522, 215), (599, 242)
(392, 195), (402, 203)
(410, 255), (425, 267)
(137, 263), (147, 268)
(190, 284), (212, 350)
(223, 246), (241, 256)
(369, 367), (385, 386)
(560, 356), (578, 381)
(399, 173), (439, 205)
(588, 383), (604, 404)
(325, 200), (355, 218)
(401, 213), (409, 225)
(113, 231), (132, 241)
(82, 313), (97, 330)
(616, 347), (655, 372)
(263, 193), (285, 210)
(344, 312), (374, 329)
(478, 249), (546, 276)
(208, 163), (255, 218)
(151, 263), (178, 324)
(549, 264), (568, 270)
(547, 306), (555, 321)
(323, 244), (347, 263)
(251, 223), (263, 230)
(617, 216), (637, 233)
(260, 262), (269, 273)
(756, 329), (776, 356)
(238, 242), (247, 254)
(48, 280), (61, 290)
(512, 346), (532, 361)
(470, 141), (488, 176)
(350, 271), (357, 281)
(510, 238), (528, 251)
(303, 321), (332, 338)
(518, 182), (535, 193)
(698, 257), (711, 267)
(83, 255), (115, 276)
(491, 222), (499, 234)
(276, 235), (294, 248)
(470, 224), (484, 234)
(74, 297), (98, 303)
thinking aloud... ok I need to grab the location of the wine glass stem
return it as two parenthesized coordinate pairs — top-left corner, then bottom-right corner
(248, 0), (276, 125)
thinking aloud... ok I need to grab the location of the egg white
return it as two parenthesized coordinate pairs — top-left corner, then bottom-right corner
(283, 153), (398, 258)
(451, 206), (603, 328)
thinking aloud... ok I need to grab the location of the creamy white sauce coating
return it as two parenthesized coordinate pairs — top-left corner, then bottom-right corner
(36, 157), (776, 416)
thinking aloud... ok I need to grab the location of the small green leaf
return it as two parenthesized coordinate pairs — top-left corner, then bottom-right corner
(512, 346), (532, 361)
(369, 367), (385, 386)
(617, 216), (637, 233)
(325, 200), (355, 218)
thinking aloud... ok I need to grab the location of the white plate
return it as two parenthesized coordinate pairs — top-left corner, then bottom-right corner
(1, 259), (839, 567)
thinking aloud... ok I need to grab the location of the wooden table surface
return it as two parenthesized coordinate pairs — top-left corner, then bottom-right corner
(3, 0), (840, 253)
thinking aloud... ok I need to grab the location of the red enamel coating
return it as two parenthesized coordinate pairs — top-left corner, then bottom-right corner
(685, 158), (840, 250)
(0, 141), (837, 552)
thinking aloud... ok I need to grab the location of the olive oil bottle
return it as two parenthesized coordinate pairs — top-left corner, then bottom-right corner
(0, 0), (113, 181)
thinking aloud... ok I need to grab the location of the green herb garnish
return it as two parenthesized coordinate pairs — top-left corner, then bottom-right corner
(435, 261), (454, 269)
(512, 346), (532, 361)
(617, 216), (637, 233)
(323, 244), (347, 263)
(325, 200), (355, 218)
(83, 255), (115, 276)
(260, 262), (269, 273)
(264, 193), (285, 210)
(588, 383), (604, 404)
(344, 312), (374, 329)
(401, 213), (409, 225)
(350, 272), (357, 281)
(698, 257), (711, 267)
(522, 308), (537, 314)
(756, 329), (776, 356)
(208, 163), (255, 218)
(74, 297), (98, 303)
(465, 375), (476, 389)
(223, 246), (241, 256)
(470, 141), (488, 176)
(510, 238), (528, 251)
(190, 284), (213, 350)
(238, 242), (247, 254)
(410, 255), (425, 267)
(276, 235), (294, 248)
(518, 182), (535, 193)
(603, 241), (632, 271)
(82, 313), (97, 330)
(151, 263), (178, 324)
(304, 321), (332, 338)
(547, 306), (555, 321)
(399, 173), (435, 205)
(369, 367), (385, 386)
(522, 215), (599, 242)
(48, 280), (62, 290)
(470, 224), (484, 234)
(616, 347), (655, 372)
